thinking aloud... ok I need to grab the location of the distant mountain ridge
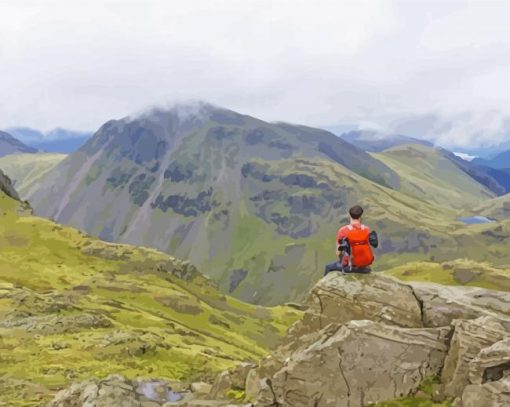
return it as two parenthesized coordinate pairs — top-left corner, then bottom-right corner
(0, 130), (37, 157)
(443, 149), (510, 195)
(5, 127), (92, 153)
(341, 130), (510, 195)
(472, 148), (510, 170)
(27, 102), (413, 304)
(340, 129), (433, 152)
(24, 102), (510, 305)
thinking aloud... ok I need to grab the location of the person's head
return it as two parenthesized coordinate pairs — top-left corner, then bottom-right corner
(349, 205), (363, 221)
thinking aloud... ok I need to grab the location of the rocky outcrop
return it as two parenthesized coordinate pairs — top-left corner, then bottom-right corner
(50, 375), (197, 407)
(440, 316), (510, 400)
(0, 169), (20, 201)
(411, 283), (510, 327)
(0, 168), (32, 214)
(242, 273), (510, 406)
(49, 272), (510, 407)
(1, 312), (112, 334)
(49, 374), (253, 407)
(303, 273), (423, 329)
(452, 336), (510, 406)
(458, 374), (510, 407)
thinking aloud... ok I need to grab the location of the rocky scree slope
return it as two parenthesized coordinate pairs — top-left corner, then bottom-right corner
(50, 273), (510, 406)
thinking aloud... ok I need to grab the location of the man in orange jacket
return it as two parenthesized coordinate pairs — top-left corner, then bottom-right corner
(324, 205), (378, 276)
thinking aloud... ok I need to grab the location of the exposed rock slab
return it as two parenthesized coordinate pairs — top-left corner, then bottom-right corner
(269, 320), (450, 407)
(293, 273), (423, 338)
(440, 316), (510, 400)
(458, 373), (510, 407)
(410, 282), (510, 327)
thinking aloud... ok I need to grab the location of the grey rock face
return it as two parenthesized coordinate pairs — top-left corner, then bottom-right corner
(271, 320), (450, 407)
(410, 282), (510, 327)
(458, 374), (510, 407)
(247, 274), (510, 406)
(0, 169), (21, 201)
(440, 316), (510, 400)
(453, 335), (510, 407)
(304, 273), (423, 330)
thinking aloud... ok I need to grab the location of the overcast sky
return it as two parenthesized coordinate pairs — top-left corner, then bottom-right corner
(2, 0), (510, 149)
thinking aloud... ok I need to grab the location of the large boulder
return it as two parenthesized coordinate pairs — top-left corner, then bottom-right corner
(410, 282), (510, 327)
(440, 316), (510, 400)
(288, 272), (510, 342)
(457, 374), (510, 407)
(268, 320), (450, 407)
(246, 273), (510, 406)
(290, 273), (423, 339)
(452, 337), (510, 406)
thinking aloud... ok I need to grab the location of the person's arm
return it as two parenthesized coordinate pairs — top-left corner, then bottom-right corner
(336, 227), (347, 258)
(369, 230), (379, 248)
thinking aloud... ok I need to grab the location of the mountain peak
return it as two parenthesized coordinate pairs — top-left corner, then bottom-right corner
(0, 130), (37, 157)
(127, 100), (228, 124)
(341, 129), (433, 152)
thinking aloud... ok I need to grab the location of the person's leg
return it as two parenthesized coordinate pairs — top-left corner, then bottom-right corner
(324, 261), (344, 276)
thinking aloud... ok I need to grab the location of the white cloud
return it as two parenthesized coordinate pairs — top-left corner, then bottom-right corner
(1, 0), (510, 148)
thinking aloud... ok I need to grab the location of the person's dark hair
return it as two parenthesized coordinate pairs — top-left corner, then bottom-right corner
(349, 205), (364, 220)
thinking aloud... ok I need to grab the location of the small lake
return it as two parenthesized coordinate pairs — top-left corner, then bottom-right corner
(458, 216), (495, 225)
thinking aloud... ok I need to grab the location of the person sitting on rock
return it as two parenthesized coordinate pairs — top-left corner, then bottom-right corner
(324, 205), (378, 276)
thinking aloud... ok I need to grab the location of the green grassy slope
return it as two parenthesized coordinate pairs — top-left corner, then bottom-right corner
(385, 258), (510, 291)
(0, 190), (300, 405)
(203, 155), (510, 303)
(372, 144), (495, 209)
(0, 152), (66, 198)
(207, 155), (461, 304)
